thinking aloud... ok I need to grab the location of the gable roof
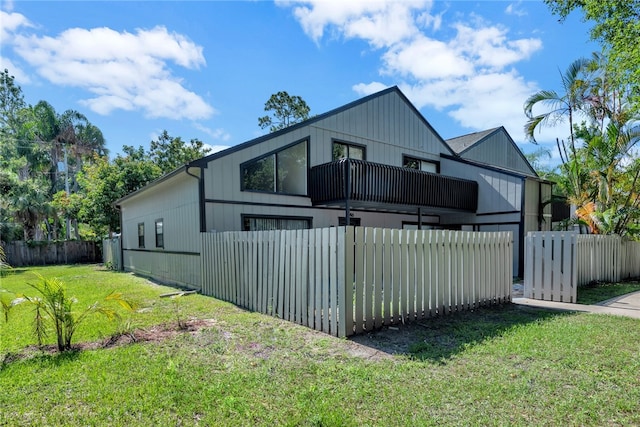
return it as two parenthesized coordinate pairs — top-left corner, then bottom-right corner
(190, 86), (454, 168)
(446, 127), (501, 155)
(446, 126), (538, 177)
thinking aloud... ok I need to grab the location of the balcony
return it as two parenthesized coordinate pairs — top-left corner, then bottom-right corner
(309, 159), (478, 213)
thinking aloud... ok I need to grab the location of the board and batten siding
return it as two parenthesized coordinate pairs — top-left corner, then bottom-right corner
(440, 157), (522, 215)
(201, 90), (451, 220)
(459, 131), (536, 177)
(119, 172), (202, 289)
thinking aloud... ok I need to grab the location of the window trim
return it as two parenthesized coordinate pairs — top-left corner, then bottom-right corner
(239, 137), (309, 196)
(402, 154), (440, 173)
(331, 139), (367, 161)
(155, 218), (164, 249)
(137, 222), (145, 248)
(241, 214), (313, 231)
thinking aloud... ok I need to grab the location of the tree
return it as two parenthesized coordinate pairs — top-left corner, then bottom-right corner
(149, 130), (211, 174)
(78, 147), (161, 237)
(258, 91), (311, 132)
(524, 53), (640, 236)
(524, 58), (591, 200)
(544, 0), (640, 107)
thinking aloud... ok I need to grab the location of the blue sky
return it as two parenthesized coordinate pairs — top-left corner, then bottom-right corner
(1, 1), (598, 164)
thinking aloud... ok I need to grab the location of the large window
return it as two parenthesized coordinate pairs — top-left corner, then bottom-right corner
(403, 155), (439, 173)
(332, 141), (365, 161)
(242, 215), (311, 231)
(241, 140), (307, 195)
(137, 223), (145, 248)
(155, 219), (164, 248)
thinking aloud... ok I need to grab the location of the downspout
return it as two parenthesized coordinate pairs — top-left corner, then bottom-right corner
(418, 207), (422, 230)
(185, 165), (206, 233)
(116, 204), (124, 272)
(518, 177), (526, 278)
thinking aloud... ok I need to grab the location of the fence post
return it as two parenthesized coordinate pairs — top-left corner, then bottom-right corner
(339, 226), (354, 338)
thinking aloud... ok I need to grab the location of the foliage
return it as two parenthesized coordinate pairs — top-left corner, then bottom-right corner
(544, 0), (640, 107)
(77, 147), (162, 237)
(0, 70), (107, 242)
(9, 273), (135, 352)
(524, 53), (640, 237)
(258, 91), (311, 132)
(149, 130), (211, 174)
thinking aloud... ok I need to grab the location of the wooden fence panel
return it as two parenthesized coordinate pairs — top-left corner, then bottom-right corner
(524, 232), (577, 302)
(201, 227), (512, 337)
(7, 240), (100, 267)
(102, 238), (121, 270)
(524, 233), (640, 303)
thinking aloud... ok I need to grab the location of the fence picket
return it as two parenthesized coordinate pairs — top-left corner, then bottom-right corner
(200, 227), (514, 337)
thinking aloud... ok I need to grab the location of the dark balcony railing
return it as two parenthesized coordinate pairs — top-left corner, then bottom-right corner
(310, 159), (478, 212)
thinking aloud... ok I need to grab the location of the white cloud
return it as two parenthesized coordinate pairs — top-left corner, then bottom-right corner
(283, 0), (544, 145)
(278, 0), (431, 47)
(505, 2), (527, 17)
(0, 10), (32, 40)
(352, 81), (389, 96)
(0, 57), (31, 84)
(381, 35), (474, 80)
(5, 19), (214, 120)
(193, 123), (231, 142)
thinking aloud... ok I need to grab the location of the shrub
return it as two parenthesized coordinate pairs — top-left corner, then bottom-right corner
(12, 273), (136, 352)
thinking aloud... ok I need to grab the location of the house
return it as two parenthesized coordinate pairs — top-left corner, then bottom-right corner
(116, 86), (551, 289)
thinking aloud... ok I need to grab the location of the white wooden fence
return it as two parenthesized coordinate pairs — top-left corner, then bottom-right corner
(524, 232), (640, 302)
(201, 227), (513, 337)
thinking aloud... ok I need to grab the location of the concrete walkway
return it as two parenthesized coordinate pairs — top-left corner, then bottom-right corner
(512, 290), (640, 320)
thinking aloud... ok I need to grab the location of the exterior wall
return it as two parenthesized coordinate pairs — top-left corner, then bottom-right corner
(440, 157), (522, 215)
(119, 172), (202, 289)
(201, 90), (451, 215)
(206, 202), (438, 233)
(460, 130), (536, 177)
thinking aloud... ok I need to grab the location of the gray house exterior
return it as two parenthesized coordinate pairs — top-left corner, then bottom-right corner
(116, 87), (551, 288)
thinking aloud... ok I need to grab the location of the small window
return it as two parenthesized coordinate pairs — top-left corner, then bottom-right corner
(241, 140), (308, 195)
(338, 217), (361, 226)
(155, 219), (164, 248)
(137, 223), (145, 248)
(242, 215), (311, 231)
(403, 155), (439, 173)
(332, 141), (365, 161)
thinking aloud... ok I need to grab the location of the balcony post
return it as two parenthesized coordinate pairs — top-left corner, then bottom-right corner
(344, 158), (351, 224)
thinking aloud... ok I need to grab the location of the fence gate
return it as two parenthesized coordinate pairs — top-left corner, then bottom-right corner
(524, 232), (577, 302)
(102, 236), (122, 270)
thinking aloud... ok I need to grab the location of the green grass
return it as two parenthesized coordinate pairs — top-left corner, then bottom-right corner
(2, 265), (640, 426)
(577, 280), (640, 305)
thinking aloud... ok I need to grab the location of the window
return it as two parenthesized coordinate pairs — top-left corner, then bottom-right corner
(332, 141), (365, 161)
(137, 223), (145, 248)
(403, 155), (439, 173)
(241, 140), (307, 195)
(155, 219), (164, 248)
(242, 215), (311, 231)
(338, 217), (361, 226)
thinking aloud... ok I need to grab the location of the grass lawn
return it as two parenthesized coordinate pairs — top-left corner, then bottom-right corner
(577, 280), (640, 305)
(2, 265), (640, 426)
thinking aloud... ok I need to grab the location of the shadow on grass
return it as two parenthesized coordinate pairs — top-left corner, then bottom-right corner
(349, 303), (570, 363)
(1, 347), (82, 370)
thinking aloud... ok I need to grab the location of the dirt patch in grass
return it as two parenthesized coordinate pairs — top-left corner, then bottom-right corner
(1, 319), (219, 365)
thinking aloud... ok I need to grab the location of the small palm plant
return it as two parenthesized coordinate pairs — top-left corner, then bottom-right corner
(14, 273), (136, 352)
